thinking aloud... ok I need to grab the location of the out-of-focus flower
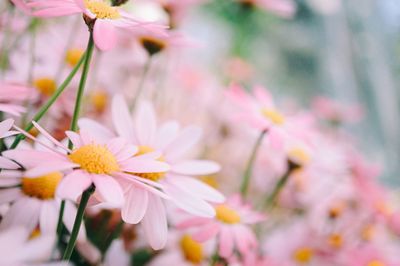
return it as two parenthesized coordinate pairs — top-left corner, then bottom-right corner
(178, 194), (264, 259)
(0, 226), (55, 265)
(237, 0), (297, 18)
(16, 0), (167, 51)
(312, 96), (364, 124)
(0, 83), (32, 116)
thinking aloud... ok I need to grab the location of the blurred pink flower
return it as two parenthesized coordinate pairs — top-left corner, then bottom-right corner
(17, 0), (167, 51)
(178, 194), (264, 259)
(0, 83), (33, 116)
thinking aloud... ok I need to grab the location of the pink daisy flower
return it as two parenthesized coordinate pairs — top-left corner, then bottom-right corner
(226, 84), (298, 148)
(18, 0), (167, 51)
(178, 194), (265, 259)
(78, 96), (224, 249)
(0, 136), (87, 241)
(79, 95), (225, 217)
(0, 82), (32, 116)
(3, 122), (170, 207)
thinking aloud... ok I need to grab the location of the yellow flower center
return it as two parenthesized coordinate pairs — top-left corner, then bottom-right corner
(368, 261), (386, 266)
(215, 205), (241, 224)
(33, 77), (57, 96)
(180, 234), (204, 264)
(328, 233), (343, 249)
(261, 108), (285, 125)
(90, 89), (108, 113)
(21, 172), (62, 200)
(288, 148), (311, 165)
(65, 48), (84, 67)
(132, 145), (166, 181)
(293, 247), (313, 264)
(69, 144), (120, 174)
(84, 0), (121, 19)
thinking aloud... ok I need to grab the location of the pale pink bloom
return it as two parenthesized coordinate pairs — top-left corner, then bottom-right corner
(312, 96), (364, 124)
(342, 244), (398, 266)
(79, 95), (224, 217)
(178, 194), (264, 259)
(226, 84), (303, 148)
(19, 0), (167, 51)
(78, 96), (224, 249)
(0, 83), (32, 116)
(0, 226), (56, 265)
(0, 136), (88, 241)
(3, 122), (170, 207)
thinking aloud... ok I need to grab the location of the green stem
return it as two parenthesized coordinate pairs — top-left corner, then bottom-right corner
(9, 50), (86, 149)
(68, 33), (94, 149)
(131, 56), (152, 111)
(263, 160), (299, 209)
(57, 34), (94, 243)
(62, 185), (95, 261)
(56, 200), (66, 237)
(240, 130), (267, 197)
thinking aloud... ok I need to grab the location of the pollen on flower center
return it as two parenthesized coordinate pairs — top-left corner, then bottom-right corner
(65, 48), (84, 67)
(368, 261), (386, 266)
(215, 205), (241, 224)
(69, 144), (120, 174)
(33, 77), (57, 96)
(84, 0), (121, 19)
(180, 234), (203, 264)
(261, 108), (285, 125)
(22, 172), (62, 200)
(288, 148), (310, 166)
(293, 247), (313, 264)
(132, 145), (166, 181)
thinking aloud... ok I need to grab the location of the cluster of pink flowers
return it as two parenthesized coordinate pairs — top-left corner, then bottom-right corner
(0, 0), (397, 266)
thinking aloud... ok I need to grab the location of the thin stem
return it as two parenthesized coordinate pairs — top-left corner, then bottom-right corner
(56, 201), (66, 236)
(0, 5), (15, 75)
(240, 130), (267, 197)
(9, 51), (87, 149)
(62, 185), (95, 261)
(263, 160), (299, 209)
(68, 33), (94, 149)
(131, 56), (152, 111)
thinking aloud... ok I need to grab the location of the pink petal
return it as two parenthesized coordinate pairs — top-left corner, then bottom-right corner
(219, 227), (234, 258)
(39, 201), (58, 235)
(112, 95), (134, 141)
(63, 200), (87, 241)
(0, 118), (14, 136)
(56, 171), (92, 202)
(155, 121), (179, 150)
(92, 174), (124, 206)
(164, 126), (202, 162)
(25, 161), (78, 177)
(121, 185), (148, 224)
(167, 176), (224, 203)
(134, 101), (157, 146)
(192, 222), (220, 242)
(120, 159), (169, 173)
(78, 118), (114, 142)
(164, 184), (215, 217)
(176, 217), (210, 229)
(0, 156), (20, 169)
(0, 197), (41, 232)
(142, 194), (167, 250)
(93, 20), (117, 51)
(171, 160), (221, 176)
(0, 188), (21, 205)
